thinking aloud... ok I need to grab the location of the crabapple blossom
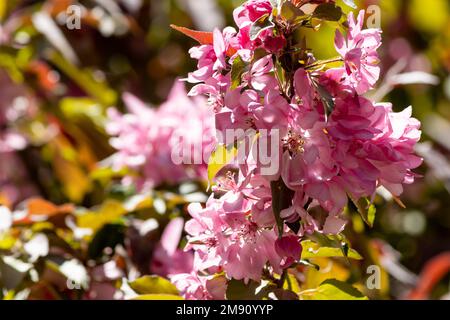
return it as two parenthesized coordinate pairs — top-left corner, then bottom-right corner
(106, 81), (216, 190)
(150, 218), (194, 277)
(233, 0), (286, 53)
(334, 10), (382, 94)
(170, 272), (227, 300)
(170, 1), (422, 299)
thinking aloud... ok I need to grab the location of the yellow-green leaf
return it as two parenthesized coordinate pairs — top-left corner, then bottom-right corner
(349, 196), (376, 228)
(129, 275), (179, 295)
(231, 55), (248, 89)
(0, 1), (7, 21)
(283, 273), (301, 295)
(49, 51), (117, 106)
(301, 240), (363, 260)
(308, 279), (368, 300)
(77, 200), (127, 234)
(0, 235), (16, 250)
(207, 143), (237, 186)
(60, 97), (106, 127)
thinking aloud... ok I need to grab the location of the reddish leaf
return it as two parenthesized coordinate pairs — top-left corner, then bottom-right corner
(27, 61), (58, 91)
(27, 198), (74, 215)
(408, 252), (450, 300)
(170, 24), (237, 57)
(14, 198), (74, 225)
(170, 24), (214, 45)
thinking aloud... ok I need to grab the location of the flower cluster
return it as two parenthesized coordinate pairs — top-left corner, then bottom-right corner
(106, 81), (216, 190)
(171, 0), (422, 299)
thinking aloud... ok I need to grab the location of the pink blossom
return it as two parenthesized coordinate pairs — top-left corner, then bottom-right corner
(334, 10), (382, 94)
(150, 218), (194, 277)
(233, 0), (285, 53)
(279, 84), (421, 221)
(281, 103), (337, 194)
(185, 184), (283, 282)
(176, 1), (423, 296)
(243, 54), (278, 92)
(319, 67), (353, 97)
(328, 95), (422, 199)
(188, 28), (236, 91)
(234, 0), (273, 27)
(220, 189), (281, 282)
(170, 272), (227, 300)
(275, 235), (302, 268)
(106, 81), (216, 189)
(184, 201), (226, 272)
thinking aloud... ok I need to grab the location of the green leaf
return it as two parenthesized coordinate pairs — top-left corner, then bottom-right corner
(49, 51), (117, 106)
(90, 166), (129, 185)
(313, 3), (343, 22)
(314, 82), (335, 118)
(132, 294), (183, 300)
(226, 279), (276, 300)
(231, 56), (248, 89)
(249, 14), (275, 41)
(349, 196), (376, 228)
(0, 1), (7, 21)
(0, 52), (24, 83)
(207, 143), (238, 186)
(60, 97), (106, 127)
(274, 59), (286, 87)
(342, 0), (357, 9)
(280, 1), (307, 25)
(311, 279), (368, 300)
(283, 273), (302, 294)
(270, 178), (295, 237)
(129, 275), (179, 295)
(301, 240), (363, 260)
(87, 223), (125, 259)
(367, 204), (376, 227)
(77, 200), (127, 234)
